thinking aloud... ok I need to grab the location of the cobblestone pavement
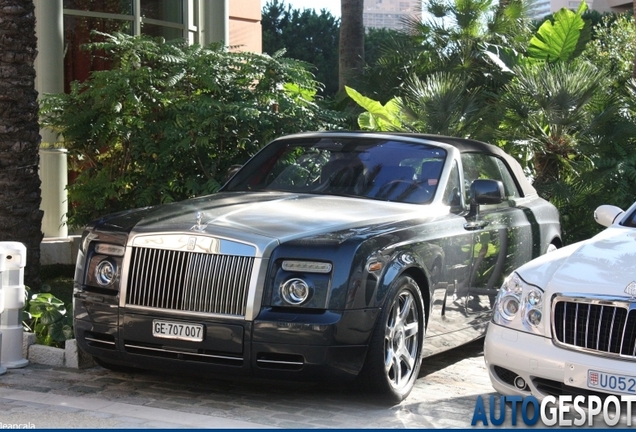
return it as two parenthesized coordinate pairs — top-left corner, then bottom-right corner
(0, 338), (506, 429)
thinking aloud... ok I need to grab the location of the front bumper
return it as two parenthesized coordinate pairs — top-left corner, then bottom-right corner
(74, 294), (379, 382)
(485, 323), (636, 399)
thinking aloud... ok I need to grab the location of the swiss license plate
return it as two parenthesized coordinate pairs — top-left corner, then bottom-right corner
(588, 370), (636, 395)
(152, 320), (204, 342)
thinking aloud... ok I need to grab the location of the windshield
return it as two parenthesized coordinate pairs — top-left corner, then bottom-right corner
(224, 137), (447, 204)
(621, 206), (636, 228)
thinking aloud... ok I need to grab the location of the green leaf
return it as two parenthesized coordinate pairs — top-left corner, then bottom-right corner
(39, 310), (64, 326)
(527, 3), (587, 62)
(47, 321), (71, 343)
(30, 292), (65, 306)
(345, 86), (404, 131)
(283, 82), (316, 101)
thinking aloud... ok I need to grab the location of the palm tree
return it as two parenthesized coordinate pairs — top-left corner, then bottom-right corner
(358, 0), (534, 138)
(339, 0), (365, 91)
(498, 57), (636, 243)
(0, 0), (43, 287)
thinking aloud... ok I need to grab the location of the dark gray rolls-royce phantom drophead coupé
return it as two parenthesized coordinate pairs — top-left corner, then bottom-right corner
(73, 132), (561, 401)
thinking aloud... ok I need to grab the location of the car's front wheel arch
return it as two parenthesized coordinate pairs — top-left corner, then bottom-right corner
(357, 274), (426, 403)
(402, 267), (430, 329)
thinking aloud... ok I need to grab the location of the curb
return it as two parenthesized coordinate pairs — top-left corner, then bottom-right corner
(23, 333), (95, 369)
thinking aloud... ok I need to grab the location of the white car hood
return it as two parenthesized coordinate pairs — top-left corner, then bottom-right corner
(517, 226), (636, 297)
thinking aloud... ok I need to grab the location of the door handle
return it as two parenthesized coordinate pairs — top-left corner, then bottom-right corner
(464, 220), (489, 231)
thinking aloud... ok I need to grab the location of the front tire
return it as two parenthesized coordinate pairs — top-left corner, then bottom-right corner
(359, 275), (425, 403)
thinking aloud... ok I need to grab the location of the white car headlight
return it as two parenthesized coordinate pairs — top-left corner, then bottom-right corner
(493, 273), (546, 336)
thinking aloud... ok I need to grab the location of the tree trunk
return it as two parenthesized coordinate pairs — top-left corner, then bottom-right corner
(0, 0), (43, 288)
(339, 0), (365, 92)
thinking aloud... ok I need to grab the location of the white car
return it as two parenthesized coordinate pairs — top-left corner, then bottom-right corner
(485, 201), (636, 398)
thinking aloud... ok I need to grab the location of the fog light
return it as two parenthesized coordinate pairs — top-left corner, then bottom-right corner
(280, 278), (310, 305)
(514, 376), (526, 390)
(95, 260), (117, 287)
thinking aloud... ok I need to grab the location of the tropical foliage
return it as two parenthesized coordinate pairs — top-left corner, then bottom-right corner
(40, 32), (345, 228)
(23, 290), (73, 348)
(349, 1), (636, 244)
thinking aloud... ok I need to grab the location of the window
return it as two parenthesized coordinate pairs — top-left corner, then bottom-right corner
(461, 153), (520, 202)
(442, 160), (462, 208)
(226, 138), (446, 204)
(63, 0), (194, 91)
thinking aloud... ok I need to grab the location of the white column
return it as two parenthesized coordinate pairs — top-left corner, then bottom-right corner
(39, 149), (68, 238)
(35, 0), (68, 238)
(203, 0), (229, 47)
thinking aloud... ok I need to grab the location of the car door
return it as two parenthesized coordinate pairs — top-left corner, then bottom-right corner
(426, 159), (475, 348)
(461, 153), (534, 315)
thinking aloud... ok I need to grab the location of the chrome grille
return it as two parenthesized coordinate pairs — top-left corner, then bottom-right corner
(552, 296), (636, 359)
(126, 247), (254, 316)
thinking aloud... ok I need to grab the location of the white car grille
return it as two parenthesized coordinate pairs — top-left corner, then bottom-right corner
(125, 247), (254, 317)
(552, 296), (636, 359)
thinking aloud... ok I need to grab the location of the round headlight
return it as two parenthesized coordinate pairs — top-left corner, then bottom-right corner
(499, 294), (520, 321)
(280, 278), (310, 305)
(95, 260), (117, 286)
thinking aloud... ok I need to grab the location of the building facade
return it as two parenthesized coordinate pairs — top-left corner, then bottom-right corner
(363, 0), (420, 30)
(528, 0), (632, 19)
(35, 0), (261, 245)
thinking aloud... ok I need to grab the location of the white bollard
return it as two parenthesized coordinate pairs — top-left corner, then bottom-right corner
(0, 242), (29, 370)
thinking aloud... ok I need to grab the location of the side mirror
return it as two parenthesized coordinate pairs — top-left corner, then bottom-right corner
(467, 179), (505, 219)
(594, 205), (624, 227)
(471, 179), (505, 205)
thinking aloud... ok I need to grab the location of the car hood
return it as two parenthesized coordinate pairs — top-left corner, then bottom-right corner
(517, 225), (636, 297)
(109, 192), (443, 250)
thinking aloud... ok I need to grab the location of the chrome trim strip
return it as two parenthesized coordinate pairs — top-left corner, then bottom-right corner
(245, 258), (267, 321)
(130, 233), (256, 257)
(84, 337), (115, 346)
(124, 343), (243, 361)
(119, 245), (133, 309)
(256, 359), (304, 366)
(123, 305), (245, 321)
(595, 306), (604, 351)
(608, 307), (617, 351)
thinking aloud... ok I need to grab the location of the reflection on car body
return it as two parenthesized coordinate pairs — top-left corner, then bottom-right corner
(485, 201), (636, 400)
(73, 132), (561, 401)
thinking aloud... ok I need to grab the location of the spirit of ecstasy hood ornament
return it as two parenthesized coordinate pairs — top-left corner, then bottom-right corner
(191, 211), (206, 232)
(625, 281), (636, 300)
